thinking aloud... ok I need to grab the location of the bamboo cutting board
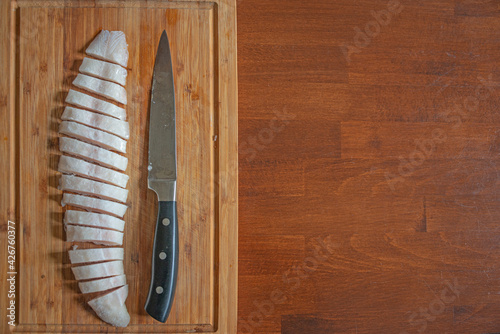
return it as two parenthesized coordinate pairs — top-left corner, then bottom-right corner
(0, 0), (237, 332)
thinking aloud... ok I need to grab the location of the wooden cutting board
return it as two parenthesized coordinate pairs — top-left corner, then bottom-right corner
(0, 0), (237, 332)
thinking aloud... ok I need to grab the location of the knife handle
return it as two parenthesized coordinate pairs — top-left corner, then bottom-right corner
(145, 200), (178, 323)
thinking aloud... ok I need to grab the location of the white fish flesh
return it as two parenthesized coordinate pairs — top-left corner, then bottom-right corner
(79, 57), (127, 86)
(88, 285), (130, 327)
(62, 29), (130, 329)
(59, 174), (128, 203)
(62, 193), (128, 218)
(73, 74), (127, 105)
(69, 247), (124, 264)
(65, 225), (124, 245)
(62, 106), (129, 140)
(60, 121), (127, 154)
(71, 260), (124, 280)
(64, 210), (125, 232)
(66, 89), (126, 120)
(86, 30), (129, 68)
(58, 155), (129, 188)
(59, 137), (128, 172)
(79, 274), (127, 294)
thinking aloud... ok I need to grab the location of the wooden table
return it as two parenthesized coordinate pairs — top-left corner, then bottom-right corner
(237, 0), (500, 333)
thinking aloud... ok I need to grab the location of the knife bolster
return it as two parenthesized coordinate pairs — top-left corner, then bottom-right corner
(148, 180), (177, 201)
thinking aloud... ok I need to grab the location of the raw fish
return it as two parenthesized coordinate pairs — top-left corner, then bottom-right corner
(71, 260), (124, 280)
(60, 121), (127, 153)
(73, 74), (127, 105)
(58, 155), (129, 188)
(61, 193), (128, 218)
(64, 210), (125, 231)
(88, 285), (130, 327)
(62, 28), (131, 329)
(66, 89), (126, 120)
(59, 174), (128, 203)
(86, 30), (129, 68)
(65, 225), (124, 245)
(69, 247), (124, 264)
(62, 106), (129, 139)
(59, 137), (128, 172)
(79, 274), (127, 294)
(79, 57), (127, 86)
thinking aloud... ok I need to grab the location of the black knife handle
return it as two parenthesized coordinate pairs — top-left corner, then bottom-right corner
(145, 200), (178, 323)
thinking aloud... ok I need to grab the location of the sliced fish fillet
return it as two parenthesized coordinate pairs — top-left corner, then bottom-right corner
(62, 29), (130, 329)
(79, 57), (127, 86)
(88, 285), (130, 327)
(60, 121), (127, 154)
(64, 210), (125, 232)
(59, 175), (128, 203)
(66, 89), (126, 120)
(62, 193), (128, 218)
(69, 247), (124, 264)
(59, 137), (128, 172)
(71, 260), (124, 280)
(79, 274), (127, 294)
(59, 155), (129, 188)
(73, 74), (127, 105)
(62, 106), (129, 140)
(65, 225), (124, 246)
(86, 30), (129, 68)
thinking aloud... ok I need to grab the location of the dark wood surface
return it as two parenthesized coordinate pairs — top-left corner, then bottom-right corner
(237, 1), (500, 333)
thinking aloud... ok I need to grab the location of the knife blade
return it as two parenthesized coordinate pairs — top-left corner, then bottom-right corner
(144, 30), (178, 323)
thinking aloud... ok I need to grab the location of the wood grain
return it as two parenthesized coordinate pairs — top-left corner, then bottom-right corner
(0, 0), (237, 332)
(238, 0), (500, 333)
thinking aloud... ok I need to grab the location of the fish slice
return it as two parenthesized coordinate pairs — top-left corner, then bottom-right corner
(88, 285), (130, 327)
(62, 106), (129, 140)
(71, 260), (124, 280)
(86, 30), (129, 68)
(69, 247), (124, 264)
(59, 137), (128, 172)
(58, 155), (129, 188)
(79, 57), (127, 86)
(60, 121), (127, 154)
(65, 225), (124, 246)
(73, 74), (127, 105)
(79, 274), (127, 294)
(64, 210), (125, 231)
(66, 89), (126, 120)
(59, 174), (128, 203)
(61, 193), (128, 218)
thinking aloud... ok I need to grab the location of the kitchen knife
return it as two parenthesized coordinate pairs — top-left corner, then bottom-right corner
(145, 30), (178, 323)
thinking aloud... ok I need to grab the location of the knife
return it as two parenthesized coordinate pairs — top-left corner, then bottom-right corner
(145, 30), (178, 323)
